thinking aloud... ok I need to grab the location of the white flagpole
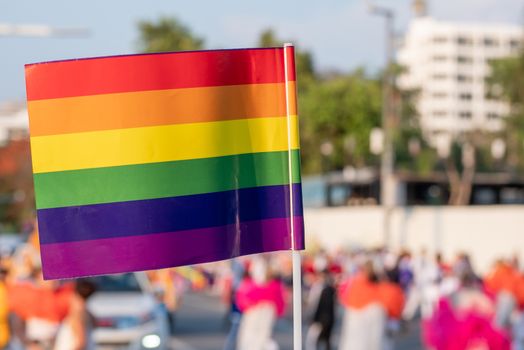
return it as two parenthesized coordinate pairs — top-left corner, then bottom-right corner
(283, 42), (302, 350)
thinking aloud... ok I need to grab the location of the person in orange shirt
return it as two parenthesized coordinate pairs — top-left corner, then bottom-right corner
(338, 261), (387, 350)
(0, 265), (10, 349)
(8, 267), (73, 349)
(514, 274), (524, 308)
(338, 261), (380, 311)
(53, 279), (97, 350)
(377, 278), (405, 321)
(484, 260), (519, 329)
(377, 275), (405, 350)
(485, 260), (518, 296)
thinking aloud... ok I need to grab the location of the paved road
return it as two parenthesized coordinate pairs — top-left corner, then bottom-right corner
(170, 292), (423, 350)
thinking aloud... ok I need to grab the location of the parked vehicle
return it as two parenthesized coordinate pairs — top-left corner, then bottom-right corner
(88, 273), (170, 350)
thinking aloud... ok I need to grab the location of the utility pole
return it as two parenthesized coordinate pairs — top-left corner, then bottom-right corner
(368, 1), (396, 248)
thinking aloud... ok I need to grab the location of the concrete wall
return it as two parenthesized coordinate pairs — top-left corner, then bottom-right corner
(304, 205), (524, 273)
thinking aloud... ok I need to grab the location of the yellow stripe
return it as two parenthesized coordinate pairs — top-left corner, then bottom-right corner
(31, 116), (300, 173)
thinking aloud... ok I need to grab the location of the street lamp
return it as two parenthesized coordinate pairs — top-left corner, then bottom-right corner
(368, 0), (396, 248)
(435, 133), (451, 159)
(370, 127), (384, 155)
(491, 138), (506, 161)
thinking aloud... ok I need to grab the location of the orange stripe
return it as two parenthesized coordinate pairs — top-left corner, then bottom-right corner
(28, 82), (296, 136)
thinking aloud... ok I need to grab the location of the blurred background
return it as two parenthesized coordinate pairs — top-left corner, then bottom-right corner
(1, 0), (524, 349)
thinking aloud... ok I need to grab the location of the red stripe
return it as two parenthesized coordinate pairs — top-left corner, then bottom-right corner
(25, 47), (296, 101)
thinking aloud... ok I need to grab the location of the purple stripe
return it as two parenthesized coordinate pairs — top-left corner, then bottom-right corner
(41, 217), (305, 280)
(37, 184), (303, 244)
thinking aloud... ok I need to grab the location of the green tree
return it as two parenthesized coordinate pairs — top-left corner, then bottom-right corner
(137, 17), (204, 53)
(487, 54), (524, 173)
(256, 30), (424, 175)
(393, 91), (437, 175)
(299, 70), (382, 173)
(257, 29), (316, 90)
(389, 63), (439, 176)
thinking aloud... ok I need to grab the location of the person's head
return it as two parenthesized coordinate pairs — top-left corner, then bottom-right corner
(251, 257), (270, 285)
(31, 265), (43, 280)
(362, 260), (379, 283)
(75, 279), (97, 300)
(313, 254), (328, 273)
(317, 269), (333, 283)
(420, 247), (428, 257)
(460, 272), (477, 289)
(493, 259), (505, 268)
(0, 256), (10, 282)
(0, 267), (7, 282)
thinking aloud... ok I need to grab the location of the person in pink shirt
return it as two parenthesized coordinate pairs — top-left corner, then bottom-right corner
(236, 256), (286, 350)
(423, 272), (511, 350)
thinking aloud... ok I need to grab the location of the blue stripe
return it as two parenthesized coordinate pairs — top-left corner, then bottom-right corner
(37, 184), (303, 244)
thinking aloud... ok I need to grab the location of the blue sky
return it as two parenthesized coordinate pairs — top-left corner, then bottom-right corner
(1, 0), (522, 101)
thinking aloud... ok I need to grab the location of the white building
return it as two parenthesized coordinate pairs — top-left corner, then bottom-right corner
(397, 16), (522, 145)
(0, 102), (29, 145)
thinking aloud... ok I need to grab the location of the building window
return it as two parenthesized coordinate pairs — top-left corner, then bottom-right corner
(510, 39), (520, 50)
(457, 75), (472, 83)
(459, 111), (472, 119)
(432, 92), (448, 99)
(459, 93), (473, 101)
(433, 111), (447, 117)
(483, 37), (499, 47)
(457, 36), (473, 45)
(433, 36), (448, 44)
(487, 112), (499, 120)
(457, 56), (473, 64)
(433, 74), (447, 80)
(433, 55), (447, 62)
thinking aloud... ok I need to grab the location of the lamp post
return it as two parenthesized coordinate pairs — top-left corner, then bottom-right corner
(368, 1), (396, 248)
(491, 138), (506, 163)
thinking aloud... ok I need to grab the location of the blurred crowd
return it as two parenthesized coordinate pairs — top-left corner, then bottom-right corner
(0, 226), (97, 350)
(1, 226), (524, 350)
(0, 226), (207, 350)
(210, 247), (524, 350)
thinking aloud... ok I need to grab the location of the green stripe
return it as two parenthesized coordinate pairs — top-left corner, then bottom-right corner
(34, 150), (301, 209)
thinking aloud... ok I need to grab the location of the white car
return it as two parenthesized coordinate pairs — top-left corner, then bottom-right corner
(88, 273), (170, 350)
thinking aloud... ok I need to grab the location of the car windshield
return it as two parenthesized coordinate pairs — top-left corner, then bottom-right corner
(91, 273), (142, 292)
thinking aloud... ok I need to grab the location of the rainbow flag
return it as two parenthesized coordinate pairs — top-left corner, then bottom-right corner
(25, 47), (304, 279)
